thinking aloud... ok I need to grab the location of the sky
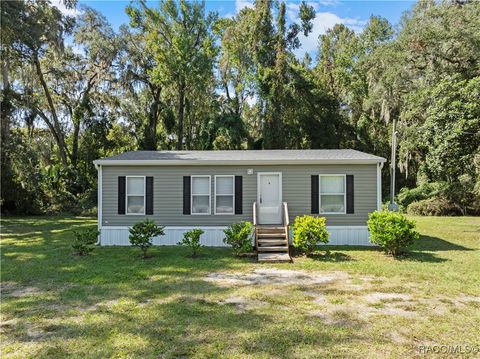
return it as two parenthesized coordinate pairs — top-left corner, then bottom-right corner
(54, 0), (416, 59)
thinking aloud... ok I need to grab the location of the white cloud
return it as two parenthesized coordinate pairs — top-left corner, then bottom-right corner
(231, 0), (365, 60)
(50, 0), (80, 17)
(235, 0), (254, 12)
(294, 11), (367, 59)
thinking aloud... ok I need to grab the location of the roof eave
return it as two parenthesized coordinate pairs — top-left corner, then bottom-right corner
(93, 158), (387, 166)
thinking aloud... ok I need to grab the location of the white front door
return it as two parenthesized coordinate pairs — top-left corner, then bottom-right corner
(257, 173), (282, 224)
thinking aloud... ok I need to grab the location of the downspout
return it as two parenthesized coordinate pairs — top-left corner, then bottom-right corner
(94, 163), (102, 245)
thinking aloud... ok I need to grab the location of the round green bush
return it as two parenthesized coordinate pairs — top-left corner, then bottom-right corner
(293, 215), (329, 256)
(223, 221), (253, 256)
(367, 211), (419, 256)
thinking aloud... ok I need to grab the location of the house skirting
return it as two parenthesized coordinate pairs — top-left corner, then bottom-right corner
(99, 226), (373, 247)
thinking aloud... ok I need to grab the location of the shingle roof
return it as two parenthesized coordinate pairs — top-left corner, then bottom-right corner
(94, 150), (386, 165)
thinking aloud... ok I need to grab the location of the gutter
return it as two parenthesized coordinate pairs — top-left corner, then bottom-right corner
(93, 158), (387, 166)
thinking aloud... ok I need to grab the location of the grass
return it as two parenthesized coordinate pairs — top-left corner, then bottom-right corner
(1, 215), (479, 358)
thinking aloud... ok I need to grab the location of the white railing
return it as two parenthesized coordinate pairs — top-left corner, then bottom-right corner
(253, 202), (258, 249)
(282, 202), (289, 243)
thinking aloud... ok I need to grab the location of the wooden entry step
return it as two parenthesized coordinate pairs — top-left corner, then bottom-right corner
(255, 225), (291, 262)
(258, 252), (292, 262)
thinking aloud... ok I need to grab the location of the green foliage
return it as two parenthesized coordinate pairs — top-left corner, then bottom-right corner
(367, 211), (419, 256)
(72, 228), (99, 256)
(128, 220), (165, 258)
(396, 182), (446, 210)
(223, 222), (253, 256)
(178, 229), (204, 257)
(293, 215), (329, 256)
(2, 0), (479, 216)
(420, 77), (480, 214)
(407, 197), (462, 217)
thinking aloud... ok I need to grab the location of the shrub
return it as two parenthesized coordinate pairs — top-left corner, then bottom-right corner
(178, 229), (204, 257)
(223, 221), (253, 256)
(129, 219), (165, 258)
(367, 211), (420, 256)
(407, 197), (462, 216)
(396, 183), (443, 209)
(293, 215), (329, 256)
(72, 228), (99, 256)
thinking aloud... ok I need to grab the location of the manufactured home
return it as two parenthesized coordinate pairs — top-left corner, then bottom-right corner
(94, 150), (386, 261)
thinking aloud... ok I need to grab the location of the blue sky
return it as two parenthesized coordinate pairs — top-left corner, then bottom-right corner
(56, 0), (415, 59)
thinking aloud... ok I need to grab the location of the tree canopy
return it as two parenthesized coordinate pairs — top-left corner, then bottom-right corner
(1, 0), (479, 214)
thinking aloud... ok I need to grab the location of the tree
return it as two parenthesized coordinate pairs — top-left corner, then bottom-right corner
(421, 77), (480, 213)
(127, 0), (218, 150)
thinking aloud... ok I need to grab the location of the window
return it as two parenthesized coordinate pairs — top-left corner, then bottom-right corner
(215, 176), (234, 214)
(126, 176), (145, 215)
(191, 176), (211, 214)
(319, 175), (346, 214)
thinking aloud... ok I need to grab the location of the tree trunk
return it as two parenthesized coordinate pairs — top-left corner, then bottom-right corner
(71, 121), (80, 167)
(145, 87), (161, 150)
(33, 55), (69, 166)
(176, 78), (185, 150)
(1, 50), (12, 146)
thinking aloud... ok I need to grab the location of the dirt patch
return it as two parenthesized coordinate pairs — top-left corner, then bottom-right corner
(1, 283), (43, 298)
(0, 318), (18, 334)
(205, 269), (350, 287)
(363, 292), (413, 303)
(219, 296), (267, 313)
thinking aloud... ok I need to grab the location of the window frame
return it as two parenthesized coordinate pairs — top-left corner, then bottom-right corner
(191, 175), (211, 215)
(319, 174), (346, 215)
(126, 176), (146, 215)
(214, 175), (235, 215)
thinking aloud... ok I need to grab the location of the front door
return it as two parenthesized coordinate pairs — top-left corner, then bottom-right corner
(257, 173), (282, 224)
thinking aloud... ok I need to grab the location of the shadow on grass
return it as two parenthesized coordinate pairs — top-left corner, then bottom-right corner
(412, 235), (473, 251)
(393, 251), (449, 263)
(308, 251), (354, 262)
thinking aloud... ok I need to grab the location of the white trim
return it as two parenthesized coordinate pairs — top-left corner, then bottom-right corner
(96, 164), (102, 244)
(94, 159), (386, 166)
(214, 175), (235, 215)
(257, 172), (283, 225)
(126, 176), (146, 215)
(377, 162), (383, 211)
(191, 175), (211, 215)
(319, 174), (346, 215)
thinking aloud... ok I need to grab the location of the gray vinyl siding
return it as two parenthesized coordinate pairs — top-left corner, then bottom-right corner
(101, 164), (378, 227)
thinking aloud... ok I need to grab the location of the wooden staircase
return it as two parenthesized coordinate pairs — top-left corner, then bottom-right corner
(254, 202), (292, 262)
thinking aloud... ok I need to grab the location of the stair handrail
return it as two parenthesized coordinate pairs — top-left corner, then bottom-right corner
(282, 202), (290, 244)
(253, 201), (258, 250)
(282, 202), (289, 227)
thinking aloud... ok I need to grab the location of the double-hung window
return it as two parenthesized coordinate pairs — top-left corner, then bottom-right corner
(126, 176), (145, 215)
(319, 175), (346, 214)
(191, 176), (211, 214)
(215, 175), (234, 215)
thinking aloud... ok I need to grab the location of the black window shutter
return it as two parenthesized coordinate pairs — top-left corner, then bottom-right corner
(146, 176), (154, 215)
(311, 175), (319, 214)
(235, 176), (243, 214)
(346, 175), (354, 214)
(183, 176), (191, 215)
(118, 176), (126, 215)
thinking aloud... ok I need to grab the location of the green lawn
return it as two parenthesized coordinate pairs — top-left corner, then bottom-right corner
(1, 216), (479, 358)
